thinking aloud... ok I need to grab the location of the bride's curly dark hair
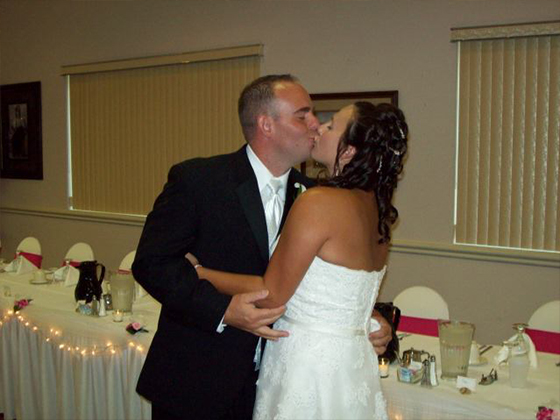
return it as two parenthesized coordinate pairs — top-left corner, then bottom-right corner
(321, 102), (408, 244)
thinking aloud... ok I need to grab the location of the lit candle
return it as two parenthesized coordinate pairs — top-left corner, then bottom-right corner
(379, 357), (390, 378)
(112, 309), (124, 322)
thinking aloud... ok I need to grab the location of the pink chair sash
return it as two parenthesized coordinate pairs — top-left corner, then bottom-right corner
(61, 260), (81, 268)
(397, 315), (440, 337)
(117, 269), (131, 274)
(526, 328), (560, 354)
(16, 251), (43, 268)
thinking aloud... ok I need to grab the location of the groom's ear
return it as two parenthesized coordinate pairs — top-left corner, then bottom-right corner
(257, 114), (273, 138)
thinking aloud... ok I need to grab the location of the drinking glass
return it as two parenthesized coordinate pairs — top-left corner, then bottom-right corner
(110, 271), (135, 312)
(438, 319), (475, 380)
(506, 323), (530, 388)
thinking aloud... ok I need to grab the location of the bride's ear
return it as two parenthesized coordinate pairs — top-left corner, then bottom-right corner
(340, 145), (356, 166)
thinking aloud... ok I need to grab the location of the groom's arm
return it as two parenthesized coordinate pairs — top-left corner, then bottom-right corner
(133, 161), (286, 336)
(132, 162), (231, 332)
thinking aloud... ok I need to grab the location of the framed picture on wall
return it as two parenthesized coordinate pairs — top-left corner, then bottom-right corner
(302, 91), (399, 179)
(1, 81), (43, 179)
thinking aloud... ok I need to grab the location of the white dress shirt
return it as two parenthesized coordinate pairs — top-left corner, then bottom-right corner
(216, 145), (290, 339)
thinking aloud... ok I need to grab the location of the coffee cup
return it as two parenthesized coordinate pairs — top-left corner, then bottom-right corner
(33, 269), (47, 283)
(469, 341), (481, 364)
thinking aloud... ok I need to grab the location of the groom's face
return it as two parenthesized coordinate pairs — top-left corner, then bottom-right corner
(269, 82), (319, 168)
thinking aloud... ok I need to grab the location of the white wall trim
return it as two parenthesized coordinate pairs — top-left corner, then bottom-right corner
(2, 206), (558, 268)
(0, 206), (145, 227)
(392, 239), (559, 269)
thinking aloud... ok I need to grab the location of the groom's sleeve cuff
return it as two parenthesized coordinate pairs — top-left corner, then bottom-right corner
(216, 316), (227, 333)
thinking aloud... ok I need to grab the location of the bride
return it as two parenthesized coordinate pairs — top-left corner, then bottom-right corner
(191, 101), (408, 420)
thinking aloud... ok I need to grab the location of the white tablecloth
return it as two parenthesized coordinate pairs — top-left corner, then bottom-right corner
(0, 269), (160, 420)
(3, 269), (559, 420)
(383, 334), (560, 420)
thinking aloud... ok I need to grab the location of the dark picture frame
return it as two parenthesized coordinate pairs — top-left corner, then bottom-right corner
(1, 81), (43, 179)
(302, 91), (399, 178)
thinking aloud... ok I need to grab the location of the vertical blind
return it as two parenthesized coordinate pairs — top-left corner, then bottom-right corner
(454, 24), (559, 252)
(65, 47), (261, 215)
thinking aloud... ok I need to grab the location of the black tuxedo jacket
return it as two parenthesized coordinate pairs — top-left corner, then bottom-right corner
(132, 146), (312, 417)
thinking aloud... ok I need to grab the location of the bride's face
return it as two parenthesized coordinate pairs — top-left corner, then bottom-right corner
(311, 105), (355, 175)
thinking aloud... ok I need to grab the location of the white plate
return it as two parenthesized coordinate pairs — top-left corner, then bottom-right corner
(30, 278), (49, 285)
(469, 356), (488, 366)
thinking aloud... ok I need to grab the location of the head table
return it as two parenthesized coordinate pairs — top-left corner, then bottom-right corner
(1, 267), (559, 420)
(384, 334), (559, 420)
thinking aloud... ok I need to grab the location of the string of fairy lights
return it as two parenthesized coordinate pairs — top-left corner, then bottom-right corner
(0, 308), (146, 356)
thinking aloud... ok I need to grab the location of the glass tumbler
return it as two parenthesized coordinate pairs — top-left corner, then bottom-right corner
(438, 319), (475, 380)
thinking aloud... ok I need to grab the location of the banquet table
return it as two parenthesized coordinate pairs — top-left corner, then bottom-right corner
(0, 268), (160, 420)
(383, 333), (560, 420)
(2, 267), (560, 420)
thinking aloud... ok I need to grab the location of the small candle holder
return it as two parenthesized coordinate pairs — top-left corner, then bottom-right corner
(379, 357), (390, 378)
(112, 309), (124, 322)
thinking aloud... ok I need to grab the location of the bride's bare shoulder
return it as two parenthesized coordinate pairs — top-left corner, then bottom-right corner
(292, 186), (356, 214)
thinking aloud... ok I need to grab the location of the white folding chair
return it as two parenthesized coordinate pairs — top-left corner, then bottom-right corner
(64, 242), (95, 262)
(16, 237), (41, 255)
(393, 286), (449, 320)
(529, 300), (560, 332)
(119, 250), (136, 271)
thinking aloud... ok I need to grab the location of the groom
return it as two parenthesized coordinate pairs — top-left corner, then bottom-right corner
(132, 74), (392, 420)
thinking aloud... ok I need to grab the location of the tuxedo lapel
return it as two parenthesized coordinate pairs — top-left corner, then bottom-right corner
(232, 147), (269, 263)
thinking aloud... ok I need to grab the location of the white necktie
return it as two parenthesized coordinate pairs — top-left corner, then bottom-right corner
(263, 178), (284, 251)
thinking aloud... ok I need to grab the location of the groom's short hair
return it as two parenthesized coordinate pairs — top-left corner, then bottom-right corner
(238, 74), (298, 142)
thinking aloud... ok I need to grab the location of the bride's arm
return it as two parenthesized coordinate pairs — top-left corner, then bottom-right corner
(194, 189), (330, 307)
(194, 266), (264, 295)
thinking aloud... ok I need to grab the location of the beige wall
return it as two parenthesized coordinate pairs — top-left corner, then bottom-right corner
(1, 0), (559, 343)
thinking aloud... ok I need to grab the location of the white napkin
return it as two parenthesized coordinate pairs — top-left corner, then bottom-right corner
(3, 257), (19, 273)
(64, 265), (80, 287)
(5, 255), (38, 275)
(494, 332), (538, 368)
(53, 265), (68, 282)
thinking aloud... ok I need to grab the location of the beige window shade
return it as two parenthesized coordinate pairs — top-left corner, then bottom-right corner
(67, 47), (261, 215)
(454, 26), (559, 252)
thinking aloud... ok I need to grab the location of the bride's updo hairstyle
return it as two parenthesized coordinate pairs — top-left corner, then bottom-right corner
(322, 101), (408, 244)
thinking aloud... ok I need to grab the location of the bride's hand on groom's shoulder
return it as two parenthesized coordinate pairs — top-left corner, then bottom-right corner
(368, 312), (392, 355)
(224, 290), (289, 341)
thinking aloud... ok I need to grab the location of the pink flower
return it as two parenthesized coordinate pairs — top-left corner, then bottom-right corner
(537, 407), (560, 420)
(125, 322), (149, 335)
(13, 298), (33, 312)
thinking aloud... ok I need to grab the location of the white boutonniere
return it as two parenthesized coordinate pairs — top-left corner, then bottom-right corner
(294, 182), (307, 198)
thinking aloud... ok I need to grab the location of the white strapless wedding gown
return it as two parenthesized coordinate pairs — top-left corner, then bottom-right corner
(253, 257), (388, 420)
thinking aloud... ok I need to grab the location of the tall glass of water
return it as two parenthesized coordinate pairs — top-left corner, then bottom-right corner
(438, 320), (475, 380)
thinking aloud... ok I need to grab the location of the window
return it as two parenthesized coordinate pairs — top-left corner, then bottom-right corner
(453, 22), (559, 252)
(62, 45), (262, 215)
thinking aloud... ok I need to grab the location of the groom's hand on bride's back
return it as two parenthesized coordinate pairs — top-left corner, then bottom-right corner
(224, 290), (289, 341)
(369, 313), (392, 355)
